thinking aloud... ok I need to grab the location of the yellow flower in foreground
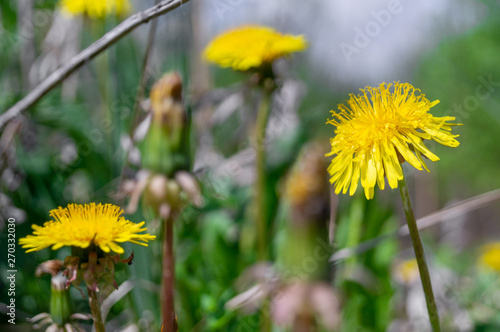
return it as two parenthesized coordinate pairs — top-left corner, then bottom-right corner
(203, 25), (307, 71)
(61, 0), (131, 18)
(20, 203), (155, 254)
(479, 242), (500, 271)
(326, 82), (461, 199)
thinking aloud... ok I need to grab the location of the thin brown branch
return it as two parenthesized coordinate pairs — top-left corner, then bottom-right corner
(0, 0), (192, 129)
(330, 189), (500, 262)
(397, 189), (500, 236)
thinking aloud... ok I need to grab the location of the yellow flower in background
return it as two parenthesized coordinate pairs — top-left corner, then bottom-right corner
(285, 142), (326, 207)
(393, 259), (419, 284)
(20, 203), (155, 254)
(203, 25), (307, 71)
(61, 0), (131, 18)
(479, 242), (500, 271)
(326, 82), (461, 199)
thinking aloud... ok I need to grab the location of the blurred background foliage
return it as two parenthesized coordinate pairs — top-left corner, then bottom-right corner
(1, 0), (500, 331)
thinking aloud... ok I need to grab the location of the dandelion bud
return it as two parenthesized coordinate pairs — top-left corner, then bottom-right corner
(284, 142), (329, 225)
(150, 72), (184, 127)
(50, 273), (73, 326)
(142, 72), (189, 175)
(280, 142), (331, 281)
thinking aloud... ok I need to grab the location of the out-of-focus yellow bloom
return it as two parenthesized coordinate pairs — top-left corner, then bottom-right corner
(203, 25), (307, 71)
(479, 242), (500, 271)
(394, 258), (419, 284)
(285, 142), (326, 208)
(326, 82), (461, 199)
(19, 203), (155, 254)
(61, 0), (131, 18)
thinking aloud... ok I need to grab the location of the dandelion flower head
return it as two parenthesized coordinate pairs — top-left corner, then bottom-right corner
(479, 242), (500, 272)
(326, 82), (461, 199)
(61, 0), (131, 18)
(203, 25), (307, 71)
(394, 259), (419, 284)
(20, 203), (155, 254)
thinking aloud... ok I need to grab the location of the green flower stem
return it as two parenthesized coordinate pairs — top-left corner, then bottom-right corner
(255, 88), (272, 332)
(255, 91), (271, 261)
(88, 287), (106, 332)
(345, 196), (364, 269)
(162, 215), (176, 332)
(398, 174), (441, 332)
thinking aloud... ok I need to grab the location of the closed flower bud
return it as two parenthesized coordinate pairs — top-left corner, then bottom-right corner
(50, 273), (73, 326)
(150, 72), (183, 124)
(142, 72), (189, 175)
(284, 142), (329, 225)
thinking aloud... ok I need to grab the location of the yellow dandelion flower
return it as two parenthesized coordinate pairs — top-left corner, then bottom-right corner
(479, 242), (500, 272)
(19, 203), (155, 254)
(326, 82), (461, 200)
(60, 0), (131, 18)
(203, 25), (308, 71)
(285, 142), (326, 207)
(394, 259), (419, 284)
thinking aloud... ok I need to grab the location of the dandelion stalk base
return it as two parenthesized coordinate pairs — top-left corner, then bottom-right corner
(162, 215), (176, 332)
(254, 84), (274, 332)
(399, 174), (441, 332)
(255, 91), (271, 261)
(88, 287), (105, 332)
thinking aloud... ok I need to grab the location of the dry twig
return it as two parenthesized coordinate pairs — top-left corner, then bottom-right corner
(0, 0), (192, 129)
(330, 189), (500, 262)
